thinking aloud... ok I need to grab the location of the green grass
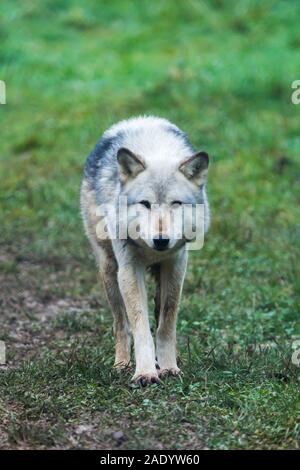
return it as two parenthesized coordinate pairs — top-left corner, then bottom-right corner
(0, 0), (300, 449)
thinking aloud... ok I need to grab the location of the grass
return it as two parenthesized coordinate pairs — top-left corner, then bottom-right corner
(0, 0), (300, 449)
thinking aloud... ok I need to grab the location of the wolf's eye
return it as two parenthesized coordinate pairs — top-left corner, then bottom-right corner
(139, 200), (151, 209)
(171, 201), (183, 207)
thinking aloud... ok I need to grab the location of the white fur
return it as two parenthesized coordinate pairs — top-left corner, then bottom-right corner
(104, 115), (192, 171)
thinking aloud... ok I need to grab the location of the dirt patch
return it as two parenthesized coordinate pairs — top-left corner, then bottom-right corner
(0, 248), (110, 449)
(0, 249), (103, 365)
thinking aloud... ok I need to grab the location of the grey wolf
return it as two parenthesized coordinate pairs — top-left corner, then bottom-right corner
(80, 116), (210, 385)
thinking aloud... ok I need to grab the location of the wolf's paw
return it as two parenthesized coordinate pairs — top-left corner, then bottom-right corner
(158, 367), (181, 378)
(131, 372), (161, 387)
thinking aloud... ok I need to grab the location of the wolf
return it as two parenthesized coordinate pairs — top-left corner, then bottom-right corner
(80, 116), (209, 386)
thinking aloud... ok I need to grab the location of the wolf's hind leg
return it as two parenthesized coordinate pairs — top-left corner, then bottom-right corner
(156, 249), (187, 377)
(97, 244), (131, 369)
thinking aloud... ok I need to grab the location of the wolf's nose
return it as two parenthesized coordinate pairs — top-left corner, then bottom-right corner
(153, 235), (169, 251)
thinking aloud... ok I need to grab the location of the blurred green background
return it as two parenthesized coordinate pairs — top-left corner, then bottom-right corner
(0, 0), (299, 450)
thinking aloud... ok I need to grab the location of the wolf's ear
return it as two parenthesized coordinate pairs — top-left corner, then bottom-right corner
(179, 151), (209, 185)
(117, 147), (145, 183)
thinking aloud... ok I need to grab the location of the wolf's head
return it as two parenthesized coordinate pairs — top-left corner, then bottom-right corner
(117, 146), (209, 252)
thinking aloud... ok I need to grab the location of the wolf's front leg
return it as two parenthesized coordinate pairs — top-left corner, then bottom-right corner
(97, 244), (131, 369)
(118, 263), (159, 385)
(156, 249), (187, 377)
